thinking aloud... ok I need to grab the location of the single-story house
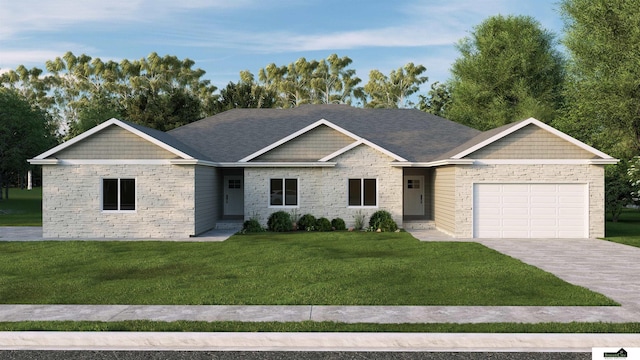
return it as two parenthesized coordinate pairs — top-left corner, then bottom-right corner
(29, 105), (617, 239)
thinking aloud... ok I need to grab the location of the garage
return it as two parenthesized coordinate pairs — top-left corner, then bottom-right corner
(473, 183), (587, 238)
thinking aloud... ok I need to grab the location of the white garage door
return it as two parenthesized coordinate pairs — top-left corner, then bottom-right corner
(473, 183), (587, 238)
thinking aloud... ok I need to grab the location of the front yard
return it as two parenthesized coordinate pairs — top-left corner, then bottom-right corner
(0, 232), (615, 306)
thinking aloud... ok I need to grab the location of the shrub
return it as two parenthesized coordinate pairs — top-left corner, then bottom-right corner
(267, 211), (292, 232)
(297, 214), (317, 231)
(241, 218), (265, 233)
(368, 210), (398, 232)
(316, 217), (332, 232)
(331, 217), (346, 231)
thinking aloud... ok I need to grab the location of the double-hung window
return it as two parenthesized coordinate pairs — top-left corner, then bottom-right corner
(270, 178), (298, 207)
(348, 178), (377, 207)
(102, 178), (136, 211)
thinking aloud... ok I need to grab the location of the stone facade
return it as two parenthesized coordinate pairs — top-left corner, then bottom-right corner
(452, 164), (605, 238)
(244, 144), (403, 228)
(42, 164), (196, 238)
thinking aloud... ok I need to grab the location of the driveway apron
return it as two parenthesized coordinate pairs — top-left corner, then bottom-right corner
(476, 238), (640, 310)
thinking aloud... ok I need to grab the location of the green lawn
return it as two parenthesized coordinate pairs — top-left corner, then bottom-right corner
(605, 208), (640, 247)
(0, 187), (42, 226)
(0, 320), (639, 333)
(0, 232), (615, 306)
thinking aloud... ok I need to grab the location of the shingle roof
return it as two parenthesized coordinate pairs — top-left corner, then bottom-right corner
(122, 120), (210, 160)
(168, 105), (482, 162)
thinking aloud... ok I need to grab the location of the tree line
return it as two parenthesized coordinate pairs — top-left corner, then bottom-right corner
(1, 0), (639, 212)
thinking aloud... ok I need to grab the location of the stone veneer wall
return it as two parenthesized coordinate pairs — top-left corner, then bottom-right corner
(453, 164), (605, 238)
(244, 144), (403, 228)
(42, 164), (196, 238)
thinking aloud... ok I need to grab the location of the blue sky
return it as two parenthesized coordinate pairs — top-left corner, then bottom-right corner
(0, 0), (564, 95)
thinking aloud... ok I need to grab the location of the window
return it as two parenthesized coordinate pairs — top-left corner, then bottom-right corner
(102, 178), (136, 211)
(348, 178), (377, 207)
(228, 179), (241, 189)
(270, 178), (298, 206)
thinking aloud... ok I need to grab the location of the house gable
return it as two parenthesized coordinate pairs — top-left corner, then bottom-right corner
(241, 119), (407, 163)
(452, 118), (615, 162)
(53, 125), (177, 160)
(463, 124), (596, 159)
(253, 124), (354, 162)
(30, 118), (200, 165)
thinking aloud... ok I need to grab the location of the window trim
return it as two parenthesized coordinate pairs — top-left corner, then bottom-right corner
(101, 178), (137, 213)
(269, 177), (299, 208)
(347, 178), (378, 208)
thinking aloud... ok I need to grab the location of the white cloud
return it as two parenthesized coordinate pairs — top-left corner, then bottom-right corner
(0, 0), (261, 40)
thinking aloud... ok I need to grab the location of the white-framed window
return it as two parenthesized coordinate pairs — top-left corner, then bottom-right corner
(270, 178), (298, 207)
(348, 178), (377, 207)
(102, 178), (136, 211)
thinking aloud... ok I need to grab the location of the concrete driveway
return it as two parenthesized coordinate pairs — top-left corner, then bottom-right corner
(475, 238), (640, 310)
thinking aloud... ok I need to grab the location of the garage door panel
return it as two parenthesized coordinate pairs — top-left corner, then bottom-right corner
(473, 183), (587, 239)
(502, 218), (530, 227)
(530, 218), (558, 226)
(531, 196), (558, 204)
(530, 208), (558, 216)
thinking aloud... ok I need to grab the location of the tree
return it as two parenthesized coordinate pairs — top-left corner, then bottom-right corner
(252, 54), (362, 108)
(310, 54), (363, 105)
(418, 82), (451, 117)
(2, 52), (219, 134)
(446, 15), (564, 130)
(216, 79), (277, 112)
(0, 89), (58, 199)
(557, 0), (640, 158)
(363, 63), (427, 108)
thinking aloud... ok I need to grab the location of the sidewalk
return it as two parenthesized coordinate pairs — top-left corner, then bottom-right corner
(0, 304), (636, 323)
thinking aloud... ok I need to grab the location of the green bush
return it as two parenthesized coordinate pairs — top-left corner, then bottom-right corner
(241, 218), (265, 233)
(316, 217), (332, 232)
(369, 210), (398, 232)
(331, 217), (346, 231)
(267, 211), (292, 232)
(297, 214), (317, 231)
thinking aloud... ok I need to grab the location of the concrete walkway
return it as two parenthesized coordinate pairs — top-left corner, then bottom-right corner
(0, 227), (236, 242)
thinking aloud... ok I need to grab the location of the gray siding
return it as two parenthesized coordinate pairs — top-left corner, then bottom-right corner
(254, 125), (355, 162)
(466, 124), (596, 159)
(194, 165), (219, 235)
(433, 166), (455, 235)
(54, 125), (177, 159)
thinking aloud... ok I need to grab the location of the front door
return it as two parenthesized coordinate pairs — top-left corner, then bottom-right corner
(223, 176), (244, 216)
(403, 176), (425, 216)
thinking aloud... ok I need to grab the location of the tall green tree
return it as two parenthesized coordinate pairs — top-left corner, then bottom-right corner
(252, 54), (362, 108)
(556, 0), (640, 159)
(215, 78), (277, 112)
(310, 54), (363, 105)
(363, 63), (427, 108)
(418, 81), (451, 117)
(446, 15), (564, 130)
(0, 89), (58, 199)
(2, 52), (219, 134)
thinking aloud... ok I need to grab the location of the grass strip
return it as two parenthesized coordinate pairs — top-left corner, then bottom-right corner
(0, 320), (639, 333)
